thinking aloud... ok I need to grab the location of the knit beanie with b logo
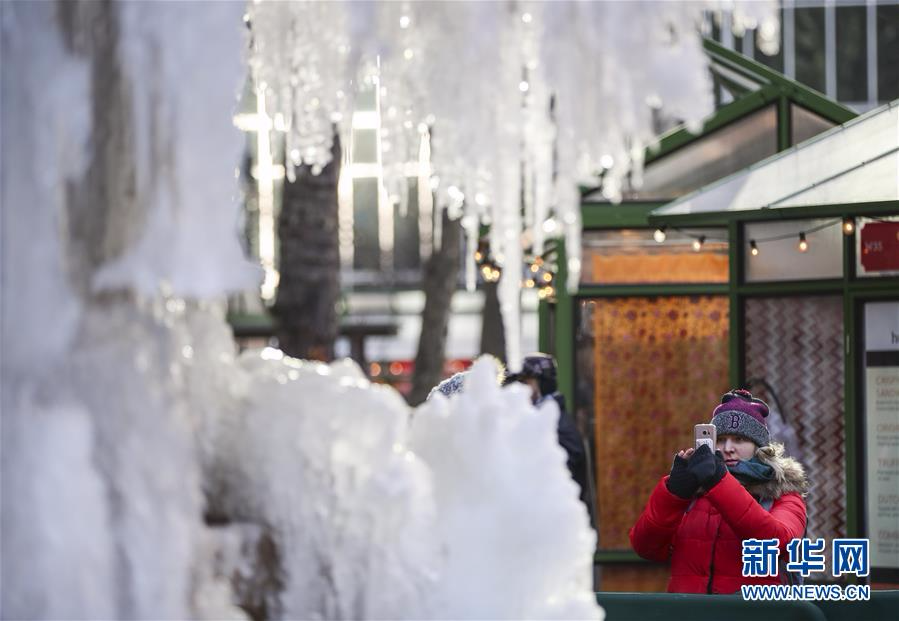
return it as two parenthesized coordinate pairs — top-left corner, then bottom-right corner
(710, 389), (770, 447)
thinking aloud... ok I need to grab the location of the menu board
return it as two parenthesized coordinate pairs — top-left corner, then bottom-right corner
(865, 301), (899, 569)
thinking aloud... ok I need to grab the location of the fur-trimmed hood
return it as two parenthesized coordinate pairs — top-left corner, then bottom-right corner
(741, 442), (809, 500)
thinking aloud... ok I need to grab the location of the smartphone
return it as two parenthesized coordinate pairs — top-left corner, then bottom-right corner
(694, 423), (717, 451)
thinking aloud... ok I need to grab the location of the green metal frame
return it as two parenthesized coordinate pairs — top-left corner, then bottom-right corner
(646, 84), (783, 165)
(647, 201), (899, 228)
(645, 38), (855, 166)
(542, 37), (889, 568)
(540, 206), (899, 564)
(703, 39), (857, 125)
(639, 38), (855, 170)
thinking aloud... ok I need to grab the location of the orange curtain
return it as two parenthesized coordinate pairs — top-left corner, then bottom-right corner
(592, 296), (730, 550)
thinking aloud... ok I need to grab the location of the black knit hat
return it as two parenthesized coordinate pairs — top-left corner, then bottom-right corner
(505, 353), (557, 397)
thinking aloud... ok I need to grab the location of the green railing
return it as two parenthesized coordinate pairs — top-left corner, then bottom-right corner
(595, 590), (899, 621)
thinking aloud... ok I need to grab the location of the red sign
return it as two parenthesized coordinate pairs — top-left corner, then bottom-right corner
(860, 221), (899, 272)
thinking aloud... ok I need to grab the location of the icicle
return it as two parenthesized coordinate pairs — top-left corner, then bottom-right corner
(417, 130), (434, 261)
(248, 0), (777, 346)
(463, 211), (478, 293)
(337, 133), (355, 270)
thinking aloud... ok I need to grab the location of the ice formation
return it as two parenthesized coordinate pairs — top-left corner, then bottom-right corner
(410, 360), (598, 619)
(2, 3), (600, 619)
(247, 0), (778, 371)
(2, 1), (780, 618)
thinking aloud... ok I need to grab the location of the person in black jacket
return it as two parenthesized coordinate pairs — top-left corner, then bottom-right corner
(505, 354), (592, 520)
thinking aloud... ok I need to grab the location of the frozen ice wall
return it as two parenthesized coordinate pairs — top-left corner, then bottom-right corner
(1, 2), (601, 619)
(1, 1), (251, 618)
(410, 359), (599, 619)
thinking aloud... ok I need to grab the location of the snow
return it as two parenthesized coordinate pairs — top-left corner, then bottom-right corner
(410, 358), (601, 619)
(1, 399), (116, 619)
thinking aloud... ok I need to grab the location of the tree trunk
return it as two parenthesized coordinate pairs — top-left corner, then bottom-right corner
(408, 210), (462, 406)
(271, 134), (341, 361)
(479, 280), (506, 364)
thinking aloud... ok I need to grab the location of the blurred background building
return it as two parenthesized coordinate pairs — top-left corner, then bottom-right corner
(705, 0), (897, 113)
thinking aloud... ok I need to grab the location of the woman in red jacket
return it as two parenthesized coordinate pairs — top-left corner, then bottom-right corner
(629, 389), (808, 594)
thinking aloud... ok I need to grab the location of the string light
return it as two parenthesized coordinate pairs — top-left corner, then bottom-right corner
(653, 218), (850, 259)
(474, 240), (504, 283)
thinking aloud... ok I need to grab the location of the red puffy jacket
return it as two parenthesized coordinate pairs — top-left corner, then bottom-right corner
(629, 470), (807, 594)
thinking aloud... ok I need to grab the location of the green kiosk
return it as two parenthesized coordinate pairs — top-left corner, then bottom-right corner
(540, 42), (899, 608)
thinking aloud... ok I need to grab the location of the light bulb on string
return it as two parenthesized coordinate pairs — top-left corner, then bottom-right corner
(692, 236), (705, 252)
(842, 217), (855, 235)
(798, 232), (809, 252)
(750, 240), (759, 256)
(653, 227), (667, 243)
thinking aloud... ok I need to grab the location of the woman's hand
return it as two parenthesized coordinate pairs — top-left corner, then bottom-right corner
(687, 443), (727, 490)
(676, 448), (695, 460)
(666, 447), (700, 499)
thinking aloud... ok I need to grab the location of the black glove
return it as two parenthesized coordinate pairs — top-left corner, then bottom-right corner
(688, 444), (727, 490)
(666, 454), (700, 499)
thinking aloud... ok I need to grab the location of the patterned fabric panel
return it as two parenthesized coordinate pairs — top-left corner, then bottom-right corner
(592, 296), (731, 549)
(744, 296), (846, 552)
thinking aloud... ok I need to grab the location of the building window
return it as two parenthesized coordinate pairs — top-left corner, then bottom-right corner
(639, 105), (778, 199)
(877, 3), (899, 101)
(341, 86), (432, 288)
(744, 218), (843, 282)
(581, 229), (729, 285)
(795, 6), (827, 94)
(791, 104), (837, 145)
(836, 5), (868, 103)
